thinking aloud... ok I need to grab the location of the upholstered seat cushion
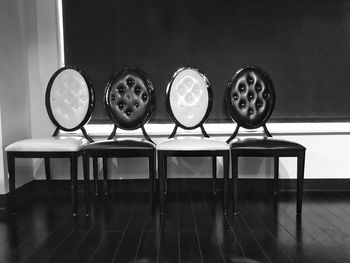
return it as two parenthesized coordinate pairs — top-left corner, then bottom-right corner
(230, 138), (305, 151)
(5, 136), (89, 152)
(84, 139), (155, 151)
(157, 137), (229, 151)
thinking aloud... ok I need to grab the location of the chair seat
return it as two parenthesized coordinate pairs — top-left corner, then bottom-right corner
(84, 139), (155, 151)
(5, 136), (89, 152)
(230, 137), (305, 151)
(157, 137), (230, 151)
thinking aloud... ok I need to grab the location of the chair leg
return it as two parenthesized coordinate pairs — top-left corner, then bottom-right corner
(273, 157), (279, 196)
(297, 151), (305, 216)
(103, 157), (109, 196)
(158, 152), (165, 214)
(70, 155), (78, 216)
(44, 158), (52, 195)
(7, 154), (16, 215)
(83, 152), (91, 216)
(93, 157), (98, 196)
(164, 157), (167, 195)
(231, 153), (238, 216)
(212, 156), (217, 195)
(149, 152), (156, 214)
(223, 153), (229, 214)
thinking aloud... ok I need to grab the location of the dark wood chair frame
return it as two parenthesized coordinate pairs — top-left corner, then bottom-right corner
(7, 66), (95, 216)
(158, 67), (230, 214)
(228, 132), (305, 216)
(82, 125), (156, 215)
(226, 65), (306, 216)
(83, 68), (156, 215)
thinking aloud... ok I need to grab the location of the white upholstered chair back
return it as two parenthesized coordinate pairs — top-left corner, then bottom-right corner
(167, 67), (212, 129)
(46, 67), (94, 131)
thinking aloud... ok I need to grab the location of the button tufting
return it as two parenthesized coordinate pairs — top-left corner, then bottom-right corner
(49, 68), (91, 130)
(239, 100), (246, 109)
(169, 68), (210, 128)
(73, 85), (80, 93)
(118, 86), (125, 94)
(126, 77), (134, 87)
(248, 92), (255, 100)
(226, 66), (275, 129)
(263, 91), (269, 99)
(134, 86), (141, 95)
(185, 93), (194, 104)
(177, 85), (186, 95)
(192, 85), (201, 96)
(255, 83), (262, 92)
(118, 102), (125, 110)
(256, 100), (263, 109)
(238, 84), (246, 92)
(185, 78), (193, 88)
(64, 81), (71, 89)
(247, 75), (254, 84)
(104, 68), (154, 129)
(142, 93), (148, 102)
(125, 108), (133, 116)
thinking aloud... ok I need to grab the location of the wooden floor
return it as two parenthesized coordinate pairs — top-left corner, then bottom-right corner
(1, 189), (350, 263)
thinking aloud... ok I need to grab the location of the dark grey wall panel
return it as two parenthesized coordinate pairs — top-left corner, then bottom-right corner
(63, 0), (350, 123)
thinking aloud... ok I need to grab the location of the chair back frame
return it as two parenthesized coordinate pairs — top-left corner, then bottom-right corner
(104, 68), (155, 143)
(226, 66), (275, 143)
(166, 67), (212, 138)
(45, 66), (95, 142)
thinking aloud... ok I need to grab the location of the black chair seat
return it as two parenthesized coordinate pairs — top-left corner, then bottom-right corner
(230, 138), (305, 153)
(85, 139), (155, 151)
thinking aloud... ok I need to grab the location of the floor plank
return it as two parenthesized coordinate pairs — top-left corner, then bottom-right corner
(1, 190), (350, 263)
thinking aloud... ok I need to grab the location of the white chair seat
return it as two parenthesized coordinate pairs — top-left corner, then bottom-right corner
(157, 136), (230, 151)
(5, 136), (89, 152)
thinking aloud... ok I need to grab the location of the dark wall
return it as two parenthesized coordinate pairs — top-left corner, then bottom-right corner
(63, 0), (350, 123)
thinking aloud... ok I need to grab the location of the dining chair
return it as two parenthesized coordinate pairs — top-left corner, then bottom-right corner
(225, 65), (306, 216)
(157, 67), (230, 214)
(5, 66), (95, 216)
(82, 67), (156, 215)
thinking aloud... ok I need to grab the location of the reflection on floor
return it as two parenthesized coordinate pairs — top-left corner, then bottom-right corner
(0, 189), (349, 263)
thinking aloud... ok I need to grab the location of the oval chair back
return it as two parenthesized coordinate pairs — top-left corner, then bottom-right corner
(225, 66), (275, 142)
(166, 67), (213, 138)
(104, 68), (155, 142)
(46, 66), (95, 139)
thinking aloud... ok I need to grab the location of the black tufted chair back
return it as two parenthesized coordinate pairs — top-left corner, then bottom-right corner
(226, 66), (275, 129)
(104, 68), (155, 131)
(226, 66), (275, 142)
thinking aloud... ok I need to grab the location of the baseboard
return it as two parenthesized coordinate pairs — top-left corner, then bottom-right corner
(0, 178), (349, 209)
